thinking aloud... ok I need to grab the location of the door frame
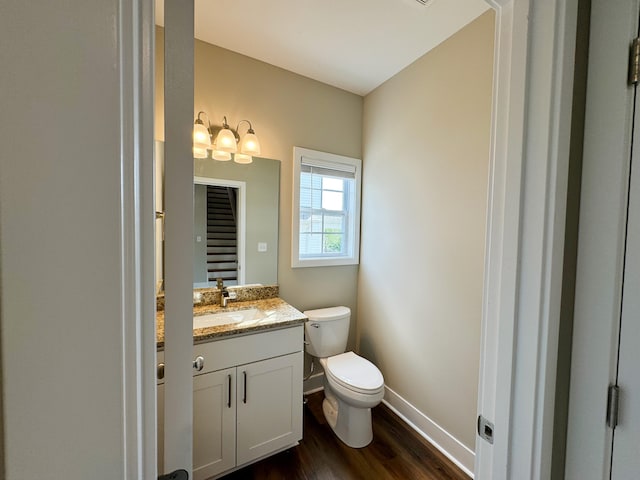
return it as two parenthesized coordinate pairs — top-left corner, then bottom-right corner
(120, 0), (157, 477)
(475, 0), (579, 478)
(126, 0), (582, 477)
(160, 0), (196, 476)
(565, 1), (639, 477)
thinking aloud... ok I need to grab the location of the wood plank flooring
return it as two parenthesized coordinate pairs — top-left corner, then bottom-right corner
(221, 391), (471, 480)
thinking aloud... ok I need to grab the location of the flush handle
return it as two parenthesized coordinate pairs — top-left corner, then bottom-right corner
(311, 323), (320, 328)
(193, 356), (205, 372)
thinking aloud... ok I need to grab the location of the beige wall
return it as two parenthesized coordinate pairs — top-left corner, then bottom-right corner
(358, 11), (495, 450)
(156, 28), (363, 349)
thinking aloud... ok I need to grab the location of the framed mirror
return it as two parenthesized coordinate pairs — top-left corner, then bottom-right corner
(155, 140), (280, 291)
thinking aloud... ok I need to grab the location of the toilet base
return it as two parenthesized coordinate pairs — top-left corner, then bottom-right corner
(322, 387), (374, 448)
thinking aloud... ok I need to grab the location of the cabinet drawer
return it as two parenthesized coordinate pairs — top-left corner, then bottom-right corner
(195, 325), (303, 374)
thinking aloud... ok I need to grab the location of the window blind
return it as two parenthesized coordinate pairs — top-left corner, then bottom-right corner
(301, 156), (356, 179)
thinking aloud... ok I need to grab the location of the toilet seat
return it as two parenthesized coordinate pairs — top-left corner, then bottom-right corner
(325, 352), (384, 395)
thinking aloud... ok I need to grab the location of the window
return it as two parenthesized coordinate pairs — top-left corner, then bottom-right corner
(292, 147), (361, 267)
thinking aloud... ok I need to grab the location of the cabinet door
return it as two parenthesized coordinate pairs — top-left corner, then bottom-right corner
(193, 368), (236, 480)
(236, 351), (303, 465)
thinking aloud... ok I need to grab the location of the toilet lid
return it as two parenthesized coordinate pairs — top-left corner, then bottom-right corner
(326, 352), (384, 394)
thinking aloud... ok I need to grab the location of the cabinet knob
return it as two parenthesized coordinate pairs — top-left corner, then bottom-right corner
(193, 356), (205, 372)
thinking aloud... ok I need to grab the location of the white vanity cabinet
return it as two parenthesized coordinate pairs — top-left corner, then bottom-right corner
(235, 352), (303, 466)
(193, 367), (237, 479)
(157, 325), (304, 480)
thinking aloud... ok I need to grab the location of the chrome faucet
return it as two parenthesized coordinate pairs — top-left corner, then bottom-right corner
(217, 278), (236, 307)
(217, 278), (229, 307)
(221, 291), (231, 307)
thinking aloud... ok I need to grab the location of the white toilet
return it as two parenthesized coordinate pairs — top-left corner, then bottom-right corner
(304, 306), (385, 448)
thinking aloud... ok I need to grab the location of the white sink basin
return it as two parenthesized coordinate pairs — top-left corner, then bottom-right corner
(193, 308), (266, 329)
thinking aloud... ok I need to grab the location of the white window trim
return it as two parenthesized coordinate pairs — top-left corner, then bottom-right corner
(292, 146), (361, 268)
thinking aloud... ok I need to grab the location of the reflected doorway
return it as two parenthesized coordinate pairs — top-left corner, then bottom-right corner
(194, 177), (246, 288)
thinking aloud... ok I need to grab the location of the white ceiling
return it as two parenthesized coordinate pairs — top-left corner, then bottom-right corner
(156, 0), (490, 96)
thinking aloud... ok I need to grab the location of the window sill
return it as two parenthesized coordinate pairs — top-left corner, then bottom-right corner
(291, 256), (359, 268)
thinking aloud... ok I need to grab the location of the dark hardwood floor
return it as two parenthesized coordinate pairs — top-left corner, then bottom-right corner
(221, 391), (471, 480)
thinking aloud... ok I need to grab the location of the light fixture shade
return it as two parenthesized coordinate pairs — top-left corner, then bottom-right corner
(193, 146), (208, 159)
(212, 150), (232, 161)
(215, 128), (238, 153)
(234, 153), (253, 164)
(239, 132), (261, 156)
(193, 123), (211, 149)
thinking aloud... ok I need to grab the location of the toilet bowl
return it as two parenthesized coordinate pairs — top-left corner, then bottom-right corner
(304, 307), (385, 448)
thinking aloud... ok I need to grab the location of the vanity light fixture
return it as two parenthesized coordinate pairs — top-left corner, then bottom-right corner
(233, 153), (252, 164)
(237, 120), (261, 156)
(214, 117), (238, 154)
(193, 146), (208, 159)
(193, 114), (212, 150)
(211, 149), (232, 161)
(193, 111), (262, 164)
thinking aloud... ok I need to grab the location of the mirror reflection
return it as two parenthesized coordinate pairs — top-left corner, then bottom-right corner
(155, 140), (280, 291)
(193, 179), (243, 287)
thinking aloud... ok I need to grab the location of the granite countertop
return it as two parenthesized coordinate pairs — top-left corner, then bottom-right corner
(156, 297), (307, 349)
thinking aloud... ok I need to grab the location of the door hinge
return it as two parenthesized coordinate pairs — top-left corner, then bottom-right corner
(629, 37), (640, 85)
(607, 384), (620, 429)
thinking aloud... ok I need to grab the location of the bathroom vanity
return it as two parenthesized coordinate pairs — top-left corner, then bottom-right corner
(156, 291), (307, 480)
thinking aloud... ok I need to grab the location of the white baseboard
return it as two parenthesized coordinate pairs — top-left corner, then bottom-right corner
(383, 386), (475, 478)
(303, 371), (325, 395)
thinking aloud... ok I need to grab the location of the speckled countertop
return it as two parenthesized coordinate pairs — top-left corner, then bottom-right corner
(156, 297), (307, 349)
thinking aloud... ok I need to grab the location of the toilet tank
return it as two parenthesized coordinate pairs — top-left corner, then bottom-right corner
(303, 306), (351, 358)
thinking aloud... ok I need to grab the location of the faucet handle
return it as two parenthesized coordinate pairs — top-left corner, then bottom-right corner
(193, 291), (203, 304)
(216, 277), (224, 290)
